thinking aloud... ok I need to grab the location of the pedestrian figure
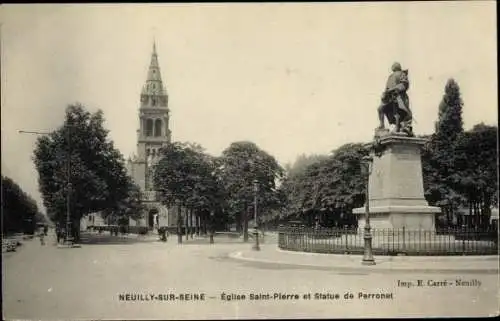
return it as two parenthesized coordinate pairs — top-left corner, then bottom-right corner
(56, 226), (63, 245)
(39, 231), (45, 245)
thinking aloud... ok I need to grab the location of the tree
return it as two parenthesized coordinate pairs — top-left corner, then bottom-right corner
(154, 141), (223, 243)
(454, 124), (498, 228)
(423, 79), (465, 226)
(285, 153), (329, 179)
(218, 141), (284, 241)
(435, 78), (464, 143)
(33, 104), (139, 241)
(281, 143), (367, 227)
(112, 181), (145, 227)
(1, 175), (44, 234)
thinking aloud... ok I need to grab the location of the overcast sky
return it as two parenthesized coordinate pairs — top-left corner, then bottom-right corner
(1, 3), (497, 213)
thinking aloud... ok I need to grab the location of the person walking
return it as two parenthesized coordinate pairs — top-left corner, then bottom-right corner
(55, 224), (62, 245)
(39, 229), (45, 246)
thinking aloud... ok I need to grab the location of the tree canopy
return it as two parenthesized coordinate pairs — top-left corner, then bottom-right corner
(154, 141), (222, 212)
(280, 143), (368, 227)
(33, 104), (141, 237)
(218, 141), (285, 233)
(2, 175), (45, 234)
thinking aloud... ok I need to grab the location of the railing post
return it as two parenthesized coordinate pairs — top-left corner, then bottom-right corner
(392, 228), (395, 253)
(402, 226), (405, 253)
(345, 227), (348, 252)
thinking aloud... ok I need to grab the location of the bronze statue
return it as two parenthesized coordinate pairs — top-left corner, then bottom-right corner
(377, 62), (413, 136)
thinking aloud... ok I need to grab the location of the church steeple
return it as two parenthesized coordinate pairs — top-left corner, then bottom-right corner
(141, 42), (168, 105)
(137, 41), (172, 165)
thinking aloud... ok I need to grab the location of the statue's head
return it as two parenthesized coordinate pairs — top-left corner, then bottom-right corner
(391, 62), (402, 72)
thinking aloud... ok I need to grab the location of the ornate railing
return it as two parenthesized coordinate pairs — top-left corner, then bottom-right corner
(277, 226), (498, 256)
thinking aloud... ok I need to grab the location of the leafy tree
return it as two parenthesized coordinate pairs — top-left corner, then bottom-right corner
(154, 141), (223, 243)
(218, 141), (284, 241)
(33, 104), (140, 241)
(454, 124), (498, 228)
(1, 175), (44, 234)
(109, 181), (145, 227)
(435, 78), (464, 143)
(423, 79), (497, 229)
(285, 153), (329, 179)
(423, 79), (465, 225)
(281, 143), (367, 227)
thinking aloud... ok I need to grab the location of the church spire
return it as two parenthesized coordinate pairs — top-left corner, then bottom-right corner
(141, 42), (167, 99)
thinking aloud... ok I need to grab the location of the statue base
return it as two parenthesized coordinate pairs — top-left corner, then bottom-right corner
(355, 206), (437, 230)
(353, 132), (440, 231)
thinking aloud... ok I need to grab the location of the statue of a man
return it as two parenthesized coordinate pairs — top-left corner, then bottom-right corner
(377, 62), (413, 136)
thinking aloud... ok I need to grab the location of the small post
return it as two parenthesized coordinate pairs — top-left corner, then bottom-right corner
(402, 226), (406, 252)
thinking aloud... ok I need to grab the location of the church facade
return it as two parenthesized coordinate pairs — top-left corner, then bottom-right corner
(125, 43), (175, 229)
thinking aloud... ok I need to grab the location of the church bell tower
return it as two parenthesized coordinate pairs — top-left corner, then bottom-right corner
(136, 42), (171, 190)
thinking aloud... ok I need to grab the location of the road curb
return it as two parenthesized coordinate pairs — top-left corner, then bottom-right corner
(228, 251), (500, 275)
(275, 248), (500, 262)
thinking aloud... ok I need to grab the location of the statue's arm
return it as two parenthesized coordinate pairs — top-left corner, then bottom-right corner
(395, 71), (409, 92)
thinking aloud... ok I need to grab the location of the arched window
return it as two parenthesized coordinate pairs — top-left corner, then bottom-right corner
(152, 149), (156, 156)
(145, 119), (153, 136)
(154, 119), (162, 137)
(151, 97), (156, 106)
(146, 148), (151, 156)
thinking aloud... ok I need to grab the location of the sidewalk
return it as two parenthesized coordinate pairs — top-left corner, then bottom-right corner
(229, 244), (499, 274)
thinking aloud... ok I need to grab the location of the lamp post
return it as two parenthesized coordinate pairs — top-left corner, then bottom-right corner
(19, 125), (74, 248)
(361, 155), (375, 265)
(252, 179), (260, 251)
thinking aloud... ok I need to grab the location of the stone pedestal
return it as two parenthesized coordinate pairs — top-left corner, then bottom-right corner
(353, 131), (440, 230)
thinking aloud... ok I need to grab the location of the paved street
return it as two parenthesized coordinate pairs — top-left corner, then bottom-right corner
(2, 232), (499, 320)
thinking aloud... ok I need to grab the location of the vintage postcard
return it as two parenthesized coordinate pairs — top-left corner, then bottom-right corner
(1, 2), (498, 320)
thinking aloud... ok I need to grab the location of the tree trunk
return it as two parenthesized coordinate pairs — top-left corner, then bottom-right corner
(235, 212), (241, 233)
(468, 199), (473, 228)
(196, 213), (200, 236)
(185, 208), (189, 241)
(199, 214), (203, 235)
(73, 216), (81, 243)
(177, 205), (182, 244)
(190, 209), (194, 239)
(475, 201), (478, 228)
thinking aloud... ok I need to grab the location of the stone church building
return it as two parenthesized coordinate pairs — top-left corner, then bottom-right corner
(125, 42), (176, 229)
(83, 43), (177, 230)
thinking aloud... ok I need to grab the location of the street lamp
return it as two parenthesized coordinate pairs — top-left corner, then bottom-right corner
(19, 125), (75, 248)
(361, 155), (375, 265)
(252, 179), (260, 251)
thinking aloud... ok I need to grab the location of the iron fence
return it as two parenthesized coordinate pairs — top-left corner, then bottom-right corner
(277, 226), (498, 256)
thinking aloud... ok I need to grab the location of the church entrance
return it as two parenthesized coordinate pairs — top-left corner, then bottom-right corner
(148, 208), (159, 230)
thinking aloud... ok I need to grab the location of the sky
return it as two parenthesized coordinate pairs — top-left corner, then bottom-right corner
(1, 3), (497, 213)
